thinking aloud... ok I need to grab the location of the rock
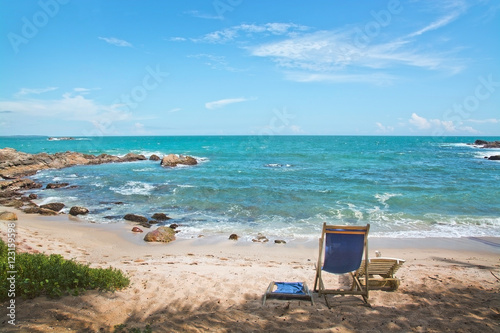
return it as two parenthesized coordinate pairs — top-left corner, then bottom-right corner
(28, 193), (38, 199)
(473, 140), (500, 148)
(160, 154), (198, 167)
(0, 178), (42, 192)
(229, 234), (239, 240)
(149, 154), (161, 161)
(0, 211), (18, 221)
(0, 148), (152, 179)
(48, 137), (74, 141)
(144, 226), (176, 243)
(139, 222), (152, 228)
(124, 214), (148, 223)
(23, 207), (41, 214)
(149, 220), (159, 224)
(169, 223), (179, 229)
(151, 213), (171, 221)
(120, 153), (147, 162)
(132, 227), (143, 233)
(69, 206), (89, 216)
(40, 202), (65, 212)
(488, 155), (500, 160)
(46, 183), (69, 189)
(252, 233), (269, 243)
(39, 208), (59, 216)
(274, 239), (287, 244)
(1, 199), (24, 208)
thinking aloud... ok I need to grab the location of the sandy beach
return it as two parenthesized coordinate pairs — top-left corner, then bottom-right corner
(1, 206), (499, 333)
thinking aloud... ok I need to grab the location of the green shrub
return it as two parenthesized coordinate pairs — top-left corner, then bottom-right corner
(0, 238), (129, 300)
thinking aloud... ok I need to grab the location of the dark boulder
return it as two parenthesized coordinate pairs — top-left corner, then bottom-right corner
(120, 153), (147, 162)
(151, 213), (171, 221)
(124, 214), (148, 223)
(229, 234), (239, 240)
(40, 202), (65, 212)
(69, 206), (89, 216)
(488, 155), (500, 160)
(46, 183), (69, 189)
(149, 154), (161, 161)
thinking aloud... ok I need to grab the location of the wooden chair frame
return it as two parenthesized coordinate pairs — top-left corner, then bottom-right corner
(313, 223), (370, 308)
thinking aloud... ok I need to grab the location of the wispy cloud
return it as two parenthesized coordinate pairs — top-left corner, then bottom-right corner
(14, 87), (58, 98)
(98, 37), (133, 47)
(0, 110), (14, 114)
(466, 118), (499, 124)
(205, 97), (251, 110)
(193, 23), (309, 43)
(169, 37), (187, 42)
(250, 26), (465, 83)
(185, 10), (222, 20)
(189, 54), (243, 72)
(0, 92), (131, 124)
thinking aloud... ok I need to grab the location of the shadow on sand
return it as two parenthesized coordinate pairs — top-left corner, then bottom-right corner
(1, 281), (499, 333)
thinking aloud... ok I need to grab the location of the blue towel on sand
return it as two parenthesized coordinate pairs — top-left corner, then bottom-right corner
(274, 282), (305, 294)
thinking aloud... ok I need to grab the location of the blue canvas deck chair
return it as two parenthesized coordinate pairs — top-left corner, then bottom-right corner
(313, 223), (370, 308)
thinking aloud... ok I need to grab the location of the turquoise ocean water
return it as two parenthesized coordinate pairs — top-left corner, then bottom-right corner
(1, 136), (499, 241)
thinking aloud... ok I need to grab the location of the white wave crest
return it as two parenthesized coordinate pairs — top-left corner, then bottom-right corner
(111, 181), (155, 196)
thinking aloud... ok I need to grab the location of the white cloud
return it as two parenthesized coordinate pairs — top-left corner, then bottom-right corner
(289, 125), (304, 134)
(185, 10), (222, 20)
(407, 113), (480, 134)
(98, 37), (133, 47)
(15, 87), (58, 97)
(0, 92), (131, 124)
(169, 37), (187, 42)
(205, 97), (250, 110)
(250, 29), (464, 80)
(168, 107), (181, 113)
(409, 113), (432, 129)
(193, 23), (309, 43)
(375, 122), (394, 133)
(284, 71), (396, 85)
(467, 118), (499, 124)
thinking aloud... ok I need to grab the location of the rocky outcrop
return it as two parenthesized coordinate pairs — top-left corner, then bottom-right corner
(149, 154), (161, 161)
(0, 148), (147, 179)
(69, 206), (89, 216)
(40, 202), (65, 212)
(488, 155), (500, 160)
(143, 226), (176, 243)
(472, 140), (500, 148)
(48, 137), (75, 141)
(160, 154), (197, 167)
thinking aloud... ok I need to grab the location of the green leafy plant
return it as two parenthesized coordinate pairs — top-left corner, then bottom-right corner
(0, 238), (129, 300)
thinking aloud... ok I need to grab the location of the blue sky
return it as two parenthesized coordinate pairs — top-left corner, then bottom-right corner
(1, 0), (499, 136)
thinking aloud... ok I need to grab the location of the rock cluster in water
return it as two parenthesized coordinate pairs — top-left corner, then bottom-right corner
(0, 148), (200, 243)
(471, 140), (500, 160)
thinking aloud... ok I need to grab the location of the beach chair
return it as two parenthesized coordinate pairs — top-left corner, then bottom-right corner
(313, 223), (370, 308)
(354, 258), (405, 291)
